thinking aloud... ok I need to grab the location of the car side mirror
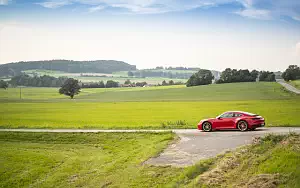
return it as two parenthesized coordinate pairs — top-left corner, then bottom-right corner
(217, 117), (222, 120)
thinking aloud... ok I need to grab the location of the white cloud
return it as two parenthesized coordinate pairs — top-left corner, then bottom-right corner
(89, 5), (106, 13)
(235, 9), (271, 20)
(35, 0), (300, 21)
(37, 1), (71, 8)
(0, 0), (10, 5)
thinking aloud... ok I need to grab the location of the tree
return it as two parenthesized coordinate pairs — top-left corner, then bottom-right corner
(106, 80), (119, 88)
(124, 79), (131, 85)
(186, 69), (214, 87)
(250, 70), (259, 81)
(59, 78), (81, 99)
(99, 81), (105, 88)
(0, 80), (8, 89)
(259, 71), (275, 82)
(162, 80), (168, 86)
(136, 82), (147, 87)
(168, 80), (174, 85)
(216, 68), (257, 84)
(282, 65), (300, 81)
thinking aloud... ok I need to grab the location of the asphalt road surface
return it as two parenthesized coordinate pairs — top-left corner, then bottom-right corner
(145, 127), (300, 167)
(277, 79), (300, 94)
(2, 127), (300, 167)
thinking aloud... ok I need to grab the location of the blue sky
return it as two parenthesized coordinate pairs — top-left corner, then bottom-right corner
(0, 0), (300, 71)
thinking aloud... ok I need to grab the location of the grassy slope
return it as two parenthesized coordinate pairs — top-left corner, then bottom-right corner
(185, 133), (300, 188)
(0, 132), (185, 187)
(0, 82), (299, 128)
(76, 82), (294, 101)
(290, 80), (300, 89)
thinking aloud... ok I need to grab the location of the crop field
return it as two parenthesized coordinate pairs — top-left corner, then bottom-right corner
(22, 69), (187, 84)
(1, 132), (299, 187)
(1, 82), (300, 128)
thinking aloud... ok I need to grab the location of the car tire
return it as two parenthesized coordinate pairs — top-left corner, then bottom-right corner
(202, 122), (212, 132)
(237, 121), (248, 132)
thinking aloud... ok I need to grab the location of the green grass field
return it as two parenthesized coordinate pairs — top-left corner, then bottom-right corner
(290, 80), (300, 89)
(0, 82), (300, 128)
(0, 132), (183, 187)
(1, 132), (299, 187)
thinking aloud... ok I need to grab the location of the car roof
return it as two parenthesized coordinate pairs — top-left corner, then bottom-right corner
(223, 111), (257, 116)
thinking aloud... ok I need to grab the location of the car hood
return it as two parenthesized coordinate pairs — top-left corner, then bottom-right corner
(200, 118), (216, 122)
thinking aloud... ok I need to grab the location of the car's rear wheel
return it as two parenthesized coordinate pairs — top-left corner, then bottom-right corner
(237, 121), (248, 132)
(202, 122), (212, 132)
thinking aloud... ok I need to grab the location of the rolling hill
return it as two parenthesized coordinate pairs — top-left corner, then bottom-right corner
(0, 60), (136, 77)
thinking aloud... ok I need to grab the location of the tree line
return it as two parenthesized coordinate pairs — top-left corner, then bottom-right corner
(186, 69), (277, 87)
(9, 74), (69, 87)
(128, 70), (194, 79)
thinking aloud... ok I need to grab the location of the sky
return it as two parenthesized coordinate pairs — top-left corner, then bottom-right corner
(0, 0), (300, 71)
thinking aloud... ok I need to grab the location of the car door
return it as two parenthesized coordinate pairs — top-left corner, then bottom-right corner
(216, 112), (235, 129)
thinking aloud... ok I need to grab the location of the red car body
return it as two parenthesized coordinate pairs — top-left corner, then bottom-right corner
(197, 111), (265, 131)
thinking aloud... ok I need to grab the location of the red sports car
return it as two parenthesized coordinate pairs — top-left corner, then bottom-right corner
(198, 111), (265, 132)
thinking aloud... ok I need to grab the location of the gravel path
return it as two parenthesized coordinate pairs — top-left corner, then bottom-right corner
(2, 127), (300, 167)
(277, 79), (300, 94)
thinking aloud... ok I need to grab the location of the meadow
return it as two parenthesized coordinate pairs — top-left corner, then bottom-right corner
(0, 132), (183, 187)
(1, 82), (300, 128)
(290, 80), (300, 89)
(1, 132), (299, 187)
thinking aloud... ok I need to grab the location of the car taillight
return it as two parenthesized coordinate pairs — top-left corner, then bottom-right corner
(252, 117), (263, 120)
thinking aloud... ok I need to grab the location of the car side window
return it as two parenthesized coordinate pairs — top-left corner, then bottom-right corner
(233, 113), (242, 117)
(220, 112), (234, 118)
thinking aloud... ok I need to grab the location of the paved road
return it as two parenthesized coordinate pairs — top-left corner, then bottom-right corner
(2, 127), (300, 167)
(146, 127), (300, 167)
(277, 79), (300, 94)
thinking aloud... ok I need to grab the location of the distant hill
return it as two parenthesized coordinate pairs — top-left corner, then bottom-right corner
(0, 60), (136, 77)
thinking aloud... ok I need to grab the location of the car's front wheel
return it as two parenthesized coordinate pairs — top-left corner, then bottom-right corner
(237, 121), (248, 132)
(202, 122), (212, 132)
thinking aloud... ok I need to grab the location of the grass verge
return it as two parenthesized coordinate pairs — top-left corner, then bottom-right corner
(184, 133), (300, 187)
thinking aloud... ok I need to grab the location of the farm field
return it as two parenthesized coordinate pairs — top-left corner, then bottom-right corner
(1, 132), (299, 188)
(0, 82), (300, 128)
(23, 69), (187, 84)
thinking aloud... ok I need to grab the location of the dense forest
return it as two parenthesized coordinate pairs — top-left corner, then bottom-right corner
(0, 60), (136, 77)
